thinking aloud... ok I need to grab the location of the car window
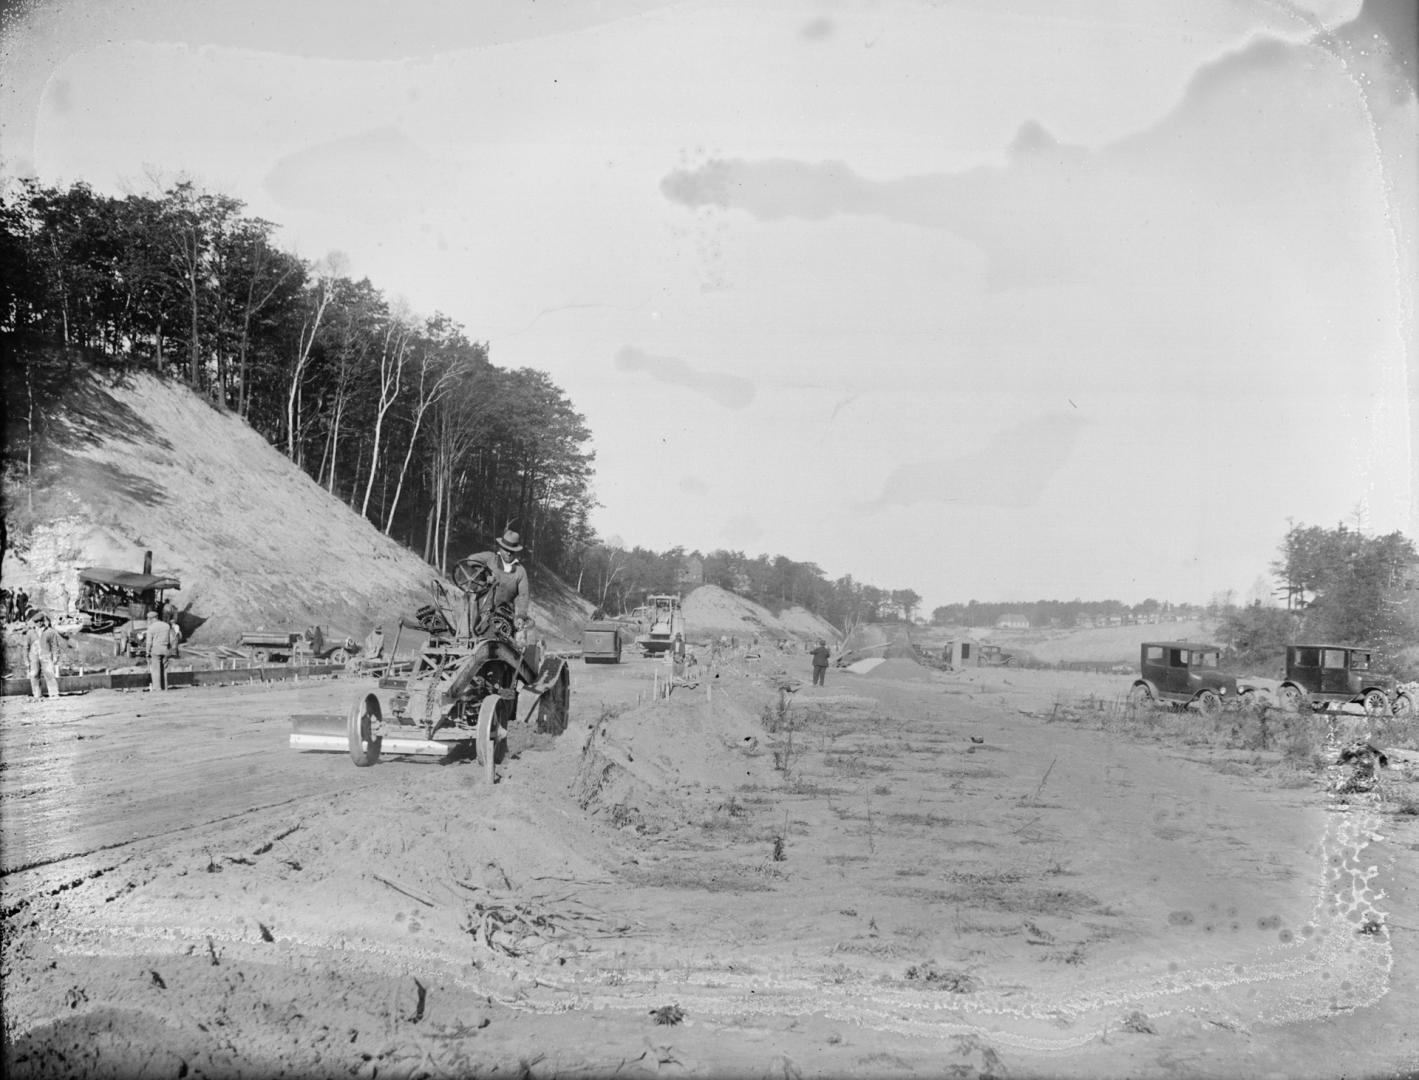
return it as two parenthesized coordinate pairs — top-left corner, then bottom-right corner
(1168, 649), (1186, 667)
(1195, 651), (1219, 668)
(1144, 646), (1163, 663)
(1322, 649), (1347, 668)
(1293, 647), (1319, 667)
(1351, 651), (1370, 670)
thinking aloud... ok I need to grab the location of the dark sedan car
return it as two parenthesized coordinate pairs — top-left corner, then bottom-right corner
(1128, 641), (1242, 715)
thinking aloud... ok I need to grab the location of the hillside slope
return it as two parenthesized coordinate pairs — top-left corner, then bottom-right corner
(681, 584), (839, 643)
(2, 367), (589, 646)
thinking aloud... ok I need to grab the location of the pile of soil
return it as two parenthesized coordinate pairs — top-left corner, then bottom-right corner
(681, 584), (837, 644)
(572, 683), (776, 833)
(856, 656), (936, 682)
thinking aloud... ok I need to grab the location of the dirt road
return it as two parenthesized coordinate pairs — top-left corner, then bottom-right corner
(3, 659), (1417, 1078)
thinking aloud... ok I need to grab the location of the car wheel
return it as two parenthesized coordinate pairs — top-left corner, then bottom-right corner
(1127, 683), (1153, 709)
(1361, 689), (1390, 717)
(1195, 690), (1222, 716)
(1278, 684), (1307, 713)
(348, 693), (383, 767)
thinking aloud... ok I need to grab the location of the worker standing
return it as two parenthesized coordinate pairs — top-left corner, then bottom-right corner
(27, 612), (62, 699)
(364, 624), (385, 660)
(809, 639), (831, 686)
(145, 610), (180, 691)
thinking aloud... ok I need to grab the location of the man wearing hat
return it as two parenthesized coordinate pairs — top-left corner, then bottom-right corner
(457, 530), (532, 634)
(809, 639), (831, 686)
(27, 612), (63, 699)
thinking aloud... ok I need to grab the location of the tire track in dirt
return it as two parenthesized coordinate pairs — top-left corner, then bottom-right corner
(489, 802), (1392, 1051)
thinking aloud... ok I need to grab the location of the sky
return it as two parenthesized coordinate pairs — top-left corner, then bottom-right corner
(2, 0), (1415, 612)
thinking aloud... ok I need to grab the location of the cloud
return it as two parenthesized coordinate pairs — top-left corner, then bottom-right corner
(659, 23), (1406, 294)
(265, 126), (459, 220)
(856, 413), (1086, 513)
(723, 514), (763, 544)
(614, 345), (755, 409)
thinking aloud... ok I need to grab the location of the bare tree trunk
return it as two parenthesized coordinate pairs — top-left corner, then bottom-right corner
(360, 322), (409, 519)
(286, 279), (332, 461)
(25, 362), (35, 513)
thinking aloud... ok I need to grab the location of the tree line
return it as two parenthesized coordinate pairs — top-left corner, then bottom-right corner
(1218, 521), (1418, 674)
(930, 597), (1204, 629)
(574, 544), (920, 631)
(0, 178), (917, 625)
(0, 178), (593, 575)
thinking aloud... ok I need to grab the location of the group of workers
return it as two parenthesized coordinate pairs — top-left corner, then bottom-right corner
(2, 588), (34, 624)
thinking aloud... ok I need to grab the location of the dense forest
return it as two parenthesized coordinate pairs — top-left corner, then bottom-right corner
(0, 178), (917, 626)
(1218, 521), (1419, 671)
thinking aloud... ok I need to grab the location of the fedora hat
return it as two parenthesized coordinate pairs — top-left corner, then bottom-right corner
(496, 529), (524, 553)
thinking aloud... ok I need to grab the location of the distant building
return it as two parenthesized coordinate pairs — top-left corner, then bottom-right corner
(942, 636), (983, 668)
(995, 613), (1030, 630)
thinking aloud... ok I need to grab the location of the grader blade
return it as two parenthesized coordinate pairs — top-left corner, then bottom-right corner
(288, 714), (460, 758)
(289, 713), (346, 751)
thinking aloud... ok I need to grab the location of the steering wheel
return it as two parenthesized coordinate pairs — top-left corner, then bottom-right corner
(453, 558), (494, 594)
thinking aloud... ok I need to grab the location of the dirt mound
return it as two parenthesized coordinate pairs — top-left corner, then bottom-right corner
(681, 584), (838, 644)
(1, 368), (590, 647)
(774, 604), (839, 643)
(572, 684), (776, 833)
(839, 622), (917, 663)
(856, 656), (936, 681)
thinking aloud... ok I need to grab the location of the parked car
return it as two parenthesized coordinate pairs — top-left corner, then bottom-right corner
(1277, 644), (1413, 716)
(1128, 641), (1245, 715)
(978, 644), (1017, 667)
(581, 622), (624, 664)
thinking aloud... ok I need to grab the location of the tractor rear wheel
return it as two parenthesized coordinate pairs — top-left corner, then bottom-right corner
(1278, 685), (1306, 713)
(1394, 693), (1415, 719)
(1127, 683), (1153, 710)
(536, 668), (571, 735)
(348, 693), (383, 767)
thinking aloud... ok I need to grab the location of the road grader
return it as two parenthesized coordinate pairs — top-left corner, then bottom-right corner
(289, 559), (571, 783)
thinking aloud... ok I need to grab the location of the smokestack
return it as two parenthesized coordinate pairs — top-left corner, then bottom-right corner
(143, 550), (153, 575)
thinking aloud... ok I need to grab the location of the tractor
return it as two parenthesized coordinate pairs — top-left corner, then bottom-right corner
(290, 559), (571, 783)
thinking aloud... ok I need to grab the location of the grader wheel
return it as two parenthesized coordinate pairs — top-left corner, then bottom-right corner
(475, 696), (511, 785)
(348, 693), (383, 767)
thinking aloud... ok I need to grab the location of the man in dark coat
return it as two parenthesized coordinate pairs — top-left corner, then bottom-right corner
(457, 530), (532, 638)
(810, 639), (831, 686)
